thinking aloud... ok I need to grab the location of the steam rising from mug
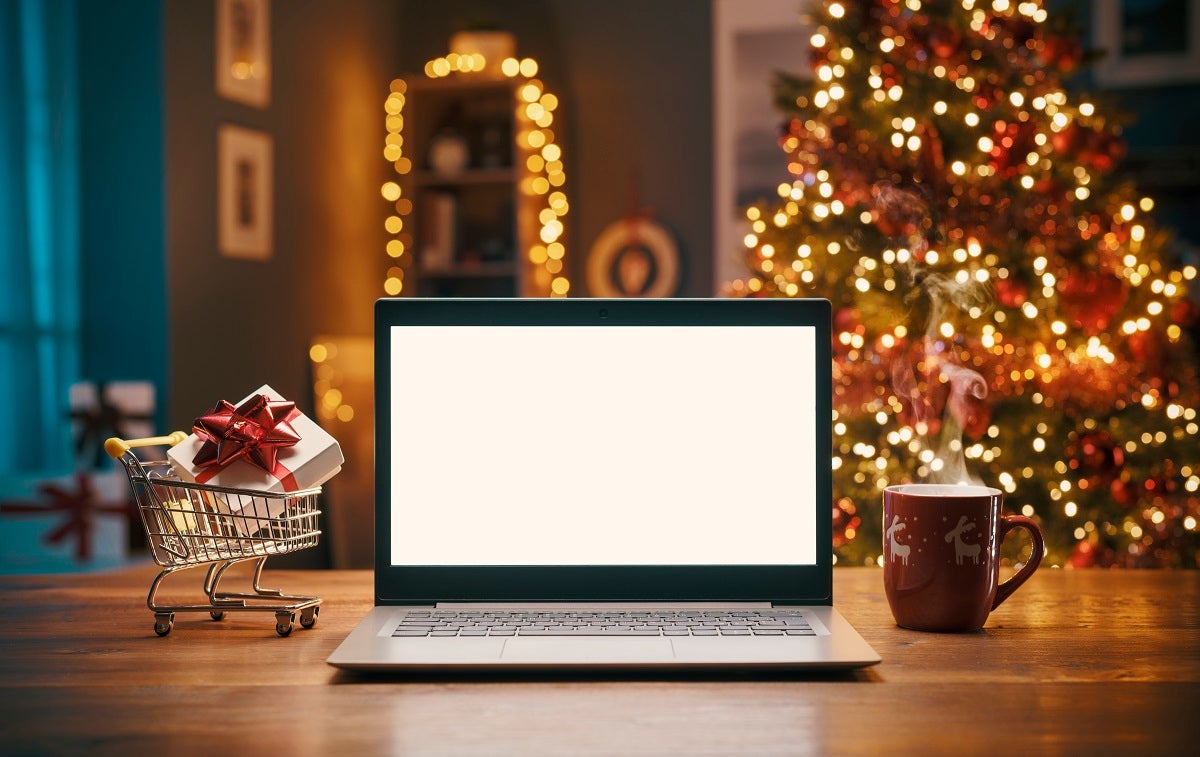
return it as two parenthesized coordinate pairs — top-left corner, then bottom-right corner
(877, 183), (990, 486)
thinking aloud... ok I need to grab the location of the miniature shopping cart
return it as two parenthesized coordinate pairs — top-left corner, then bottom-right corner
(105, 432), (322, 637)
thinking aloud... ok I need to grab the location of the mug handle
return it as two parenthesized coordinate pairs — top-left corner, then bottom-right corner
(992, 515), (1045, 610)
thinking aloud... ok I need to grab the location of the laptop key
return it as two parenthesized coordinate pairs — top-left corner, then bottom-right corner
(393, 629), (431, 637)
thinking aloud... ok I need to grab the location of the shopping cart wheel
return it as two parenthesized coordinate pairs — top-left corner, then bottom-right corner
(300, 606), (319, 629)
(210, 611), (226, 621)
(154, 612), (174, 637)
(275, 611), (294, 637)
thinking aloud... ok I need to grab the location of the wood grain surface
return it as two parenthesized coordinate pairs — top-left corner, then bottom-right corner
(1, 565), (1196, 755)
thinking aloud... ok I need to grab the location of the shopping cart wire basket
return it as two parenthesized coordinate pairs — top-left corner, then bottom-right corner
(106, 432), (323, 637)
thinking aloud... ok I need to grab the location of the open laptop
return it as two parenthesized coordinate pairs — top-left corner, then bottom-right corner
(327, 297), (879, 671)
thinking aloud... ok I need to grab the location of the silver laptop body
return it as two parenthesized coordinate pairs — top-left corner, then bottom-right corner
(327, 297), (879, 671)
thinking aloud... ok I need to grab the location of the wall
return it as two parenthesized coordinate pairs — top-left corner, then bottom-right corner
(166, 0), (717, 431)
(552, 0), (714, 297)
(395, 0), (715, 296)
(164, 0), (402, 566)
(164, 0), (399, 425)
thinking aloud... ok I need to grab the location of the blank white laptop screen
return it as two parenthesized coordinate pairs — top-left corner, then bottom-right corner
(389, 325), (817, 567)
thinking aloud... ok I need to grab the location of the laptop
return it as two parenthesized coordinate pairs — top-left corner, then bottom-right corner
(327, 297), (880, 671)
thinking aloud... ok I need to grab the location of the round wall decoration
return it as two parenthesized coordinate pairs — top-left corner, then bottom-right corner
(585, 216), (680, 298)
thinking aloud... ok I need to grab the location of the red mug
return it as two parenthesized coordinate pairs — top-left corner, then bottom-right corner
(883, 484), (1045, 632)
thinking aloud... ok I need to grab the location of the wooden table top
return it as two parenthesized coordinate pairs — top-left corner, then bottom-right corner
(1, 565), (1197, 755)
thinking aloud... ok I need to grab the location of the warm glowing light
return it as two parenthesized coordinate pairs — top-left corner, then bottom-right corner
(387, 54), (570, 297)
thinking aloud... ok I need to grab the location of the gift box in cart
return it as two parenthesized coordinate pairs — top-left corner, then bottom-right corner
(105, 432), (323, 637)
(166, 384), (343, 535)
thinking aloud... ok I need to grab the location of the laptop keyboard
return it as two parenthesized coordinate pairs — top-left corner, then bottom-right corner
(391, 609), (816, 637)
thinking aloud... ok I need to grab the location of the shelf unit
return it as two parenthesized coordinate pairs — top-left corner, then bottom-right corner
(386, 74), (564, 298)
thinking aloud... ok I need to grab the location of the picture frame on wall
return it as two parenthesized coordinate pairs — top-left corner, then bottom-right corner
(711, 0), (813, 291)
(215, 0), (271, 107)
(218, 124), (274, 260)
(1093, 0), (1200, 87)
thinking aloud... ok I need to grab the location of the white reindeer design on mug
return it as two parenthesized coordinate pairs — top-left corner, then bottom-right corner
(886, 515), (910, 566)
(945, 515), (982, 565)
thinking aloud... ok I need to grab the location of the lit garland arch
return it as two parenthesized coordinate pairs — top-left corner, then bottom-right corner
(381, 52), (570, 297)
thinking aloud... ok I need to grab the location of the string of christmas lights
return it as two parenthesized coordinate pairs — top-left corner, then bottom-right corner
(730, 0), (1200, 567)
(382, 53), (570, 297)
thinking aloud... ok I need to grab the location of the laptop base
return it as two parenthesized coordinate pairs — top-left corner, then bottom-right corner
(328, 605), (880, 671)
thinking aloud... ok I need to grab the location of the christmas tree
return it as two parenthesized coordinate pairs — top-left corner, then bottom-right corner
(729, 0), (1200, 567)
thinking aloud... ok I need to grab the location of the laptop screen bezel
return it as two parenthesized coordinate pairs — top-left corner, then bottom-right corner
(373, 297), (834, 605)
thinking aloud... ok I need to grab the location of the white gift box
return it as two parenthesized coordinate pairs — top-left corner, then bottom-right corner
(167, 385), (342, 533)
(0, 469), (131, 573)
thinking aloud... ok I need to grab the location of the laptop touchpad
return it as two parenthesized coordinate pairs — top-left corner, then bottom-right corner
(501, 637), (674, 662)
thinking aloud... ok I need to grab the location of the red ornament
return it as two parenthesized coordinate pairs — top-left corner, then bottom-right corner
(1172, 299), (1198, 327)
(1110, 478), (1137, 506)
(1068, 537), (1116, 568)
(870, 182), (930, 240)
(1039, 35), (1084, 73)
(1057, 270), (1127, 333)
(832, 497), (861, 548)
(1127, 329), (1165, 372)
(833, 306), (861, 334)
(927, 23), (962, 59)
(1049, 122), (1082, 156)
(993, 276), (1028, 309)
(918, 122), (946, 182)
(1085, 130), (1127, 172)
(988, 120), (1038, 177)
(1072, 430), (1124, 484)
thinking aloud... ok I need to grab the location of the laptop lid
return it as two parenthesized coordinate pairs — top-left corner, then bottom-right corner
(373, 297), (833, 606)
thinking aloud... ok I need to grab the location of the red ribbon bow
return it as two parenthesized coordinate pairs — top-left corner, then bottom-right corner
(192, 394), (302, 485)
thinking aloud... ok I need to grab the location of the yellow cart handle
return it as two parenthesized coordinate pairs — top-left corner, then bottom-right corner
(104, 431), (189, 460)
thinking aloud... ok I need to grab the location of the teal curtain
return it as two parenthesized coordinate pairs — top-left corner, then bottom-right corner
(0, 0), (80, 473)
